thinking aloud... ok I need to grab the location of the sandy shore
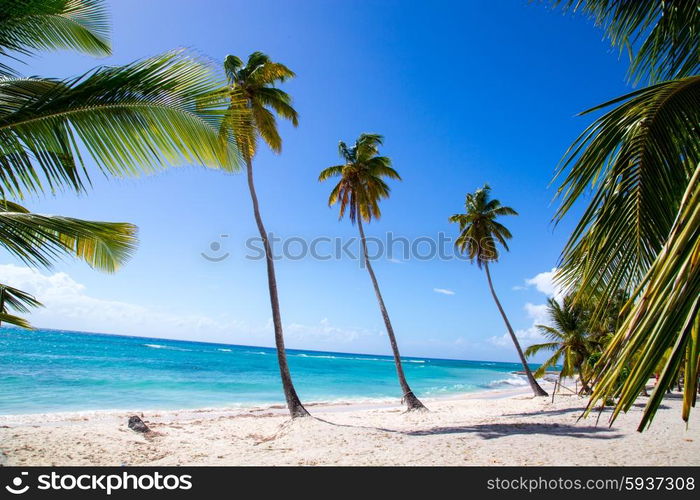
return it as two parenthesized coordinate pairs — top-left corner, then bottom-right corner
(1, 383), (698, 466)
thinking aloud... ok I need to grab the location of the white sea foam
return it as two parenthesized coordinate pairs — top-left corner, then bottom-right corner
(486, 376), (528, 388)
(143, 344), (191, 352)
(217, 348), (232, 352)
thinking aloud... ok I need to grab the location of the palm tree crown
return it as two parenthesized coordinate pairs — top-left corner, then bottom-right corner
(525, 296), (593, 380)
(220, 52), (298, 158)
(449, 184), (517, 267)
(318, 133), (400, 223)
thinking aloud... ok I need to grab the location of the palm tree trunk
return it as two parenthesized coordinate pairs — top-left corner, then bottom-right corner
(577, 365), (591, 395)
(357, 217), (427, 411)
(245, 157), (309, 418)
(483, 262), (548, 397)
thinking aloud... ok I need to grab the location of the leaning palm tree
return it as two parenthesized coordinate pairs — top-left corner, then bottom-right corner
(217, 52), (308, 418)
(525, 296), (593, 394)
(0, 0), (235, 325)
(549, 0), (699, 429)
(450, 184), (548, 396)
(319, 133), (427, 411)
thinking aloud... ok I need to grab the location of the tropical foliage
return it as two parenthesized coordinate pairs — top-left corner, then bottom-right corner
(319, 133), (427, 411)
(525, 295), (594, 392)
(450, 184), (548, 397)
(0, 283), (42, 328)
(218, 52), (308, 418)
(551, 0), (699, 429)
(0, 0), (235, 328)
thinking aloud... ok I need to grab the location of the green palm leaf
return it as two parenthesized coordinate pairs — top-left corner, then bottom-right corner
(553, 0), (700, 84)
(0, 50), (238, 199)
(584, 165), (700, 429)
(0, 200), (136, 272)
(0, 283), (42, 328)
(554, 76), (700, 313)
(0, 0), (110, 76)
(0, 283), (41, 313)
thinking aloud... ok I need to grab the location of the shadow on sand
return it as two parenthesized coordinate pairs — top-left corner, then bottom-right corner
(401, 422), (622, 440)
(313, 417), (623, 440)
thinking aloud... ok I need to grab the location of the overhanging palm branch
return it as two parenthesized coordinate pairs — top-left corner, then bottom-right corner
(0, 0), (110, 76)
(554, 76), (700, 314)
(0, 283), (42, 328)
(584, 165), (700, 430)
(0, 50), (238, 199)
(552, 0), (700, 84)
(0, 200), (136, 272)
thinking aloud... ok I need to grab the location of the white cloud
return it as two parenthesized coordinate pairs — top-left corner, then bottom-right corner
(433, 288), (456, 296)
(387, 257), (405, 264)
(488, 268), (565, 353)
(524, 267), (567, 301)
(0, 264), (374, 349)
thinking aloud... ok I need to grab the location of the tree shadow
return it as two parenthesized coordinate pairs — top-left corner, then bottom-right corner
(503, 403), (669, 420)
(503, 406), (588, 418)
(313, 417), (623, 440)
(402, 422), (623, 440)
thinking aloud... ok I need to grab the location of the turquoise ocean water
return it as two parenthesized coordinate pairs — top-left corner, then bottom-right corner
(0, 328), (529, 415)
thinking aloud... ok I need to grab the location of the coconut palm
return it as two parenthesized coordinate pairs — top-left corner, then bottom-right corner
(0, 0), (235, 327)
(319, 133), (427, 411)
(450, 184), (548, 396)
(525, 296), (594, 393)
(217, 52), (308, 418)
(550, 0), (699, 429)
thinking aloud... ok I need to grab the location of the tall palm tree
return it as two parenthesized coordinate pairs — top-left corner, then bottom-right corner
(0, 0), (235, 327)
(217, 52), (308, 418)
(450, 184), (548, 396)
(549, 0), (699, 429)
(525, 296), (593, 393)
(319, 133), (427, 411)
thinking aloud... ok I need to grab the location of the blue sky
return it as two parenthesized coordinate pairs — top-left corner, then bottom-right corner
(1, 0), (633, 362)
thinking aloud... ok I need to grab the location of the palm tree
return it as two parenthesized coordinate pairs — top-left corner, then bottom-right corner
(549, 0), (699, 429)
(450, 184), (548, 396)
(525, 296), (593, 394)
(217, 52), (308, 418)
(319, 133), (427, 411)
(0, 0), (235, 327)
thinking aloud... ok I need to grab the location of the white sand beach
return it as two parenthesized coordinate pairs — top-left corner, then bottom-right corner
(1, 383), (698, 466)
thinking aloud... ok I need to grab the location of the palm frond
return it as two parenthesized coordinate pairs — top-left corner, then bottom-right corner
(0, 311), (33, 328)
(0, 50), (238, 198)
(0, 0), (110, 76)
(552, 0), (700, 84)
(553, 76), (700, 313)
(0, 283), (42, 313)
(524, 341), (561, 357)
(584, 165), (700, 430)
(0, 201), (137, 272)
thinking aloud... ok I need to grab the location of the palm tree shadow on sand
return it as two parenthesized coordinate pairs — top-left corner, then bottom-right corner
(310, 417), (624, 440)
